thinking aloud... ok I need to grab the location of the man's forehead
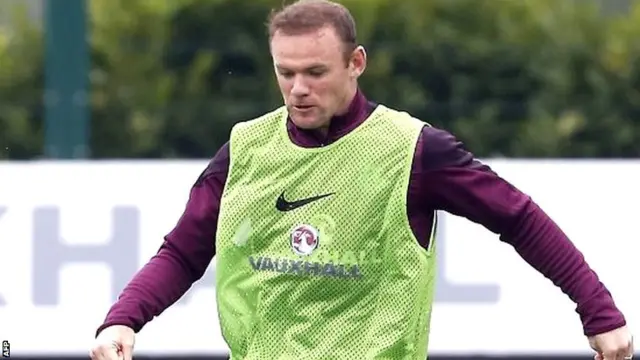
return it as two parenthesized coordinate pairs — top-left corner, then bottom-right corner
(270, 27), (344, 67)
(273, 25), (341, 43)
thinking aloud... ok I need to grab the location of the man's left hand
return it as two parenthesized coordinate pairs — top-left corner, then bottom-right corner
(589, 325), (634, 360)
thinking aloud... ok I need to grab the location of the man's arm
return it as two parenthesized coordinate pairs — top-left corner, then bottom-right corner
(413, 126), (625, 336)
(95, 143), (230, 335)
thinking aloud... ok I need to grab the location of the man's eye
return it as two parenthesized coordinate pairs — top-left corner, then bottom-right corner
(280, 72), (294, 78)
(308, 70), (325, 77)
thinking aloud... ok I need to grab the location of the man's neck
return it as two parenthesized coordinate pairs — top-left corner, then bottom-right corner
(287, 87), (372, 147)
(317, 86), (359, 135)
(335, 85), (359, 116)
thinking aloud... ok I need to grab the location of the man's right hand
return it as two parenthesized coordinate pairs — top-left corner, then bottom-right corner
(89, 325), (135, 360)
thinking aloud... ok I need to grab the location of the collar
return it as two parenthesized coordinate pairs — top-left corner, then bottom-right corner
(286, 89), (373, 147)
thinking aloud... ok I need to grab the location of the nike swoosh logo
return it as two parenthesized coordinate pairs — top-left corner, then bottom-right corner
(275, 191), (334, 212)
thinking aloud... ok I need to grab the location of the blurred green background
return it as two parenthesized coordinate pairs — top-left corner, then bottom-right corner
(1, 0), (639, 160)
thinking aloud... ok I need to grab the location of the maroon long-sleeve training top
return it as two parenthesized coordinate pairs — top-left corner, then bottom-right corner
(97, 90), (625, 338)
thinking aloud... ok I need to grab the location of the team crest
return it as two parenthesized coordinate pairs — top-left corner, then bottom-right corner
(290, 224), (319, 256)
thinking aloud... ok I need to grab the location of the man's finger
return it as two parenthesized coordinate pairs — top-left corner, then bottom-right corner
(96, 345), (121, 360)
(121, 344), (134, 360)
(601, 349), (617, 360)
(617, 348), (633, 360)
(601, 347), (625, 360)
(619, 336), (634, 360)
(620, 347), (634, 360)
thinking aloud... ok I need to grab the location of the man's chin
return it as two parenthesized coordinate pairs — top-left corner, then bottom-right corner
(289, 114), (325, 130)
(291, 119), (320, 130)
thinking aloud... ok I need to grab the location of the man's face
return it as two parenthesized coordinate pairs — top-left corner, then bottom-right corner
(270, 26), (364, 130)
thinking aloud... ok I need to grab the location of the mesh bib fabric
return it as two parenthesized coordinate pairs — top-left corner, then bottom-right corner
(215, 105), (437, 360)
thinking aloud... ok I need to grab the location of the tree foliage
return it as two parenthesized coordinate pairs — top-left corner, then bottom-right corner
(1, 0), (640, 159)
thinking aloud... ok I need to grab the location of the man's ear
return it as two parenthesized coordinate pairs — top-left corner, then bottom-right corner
(350, 45), (367, 78)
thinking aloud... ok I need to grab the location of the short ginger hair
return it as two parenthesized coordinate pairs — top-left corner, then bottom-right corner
(267, 0), (358, 58)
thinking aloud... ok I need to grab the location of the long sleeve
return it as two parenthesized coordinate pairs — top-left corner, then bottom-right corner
(412, 126), (625, 336)
(96, 143), (231, 335)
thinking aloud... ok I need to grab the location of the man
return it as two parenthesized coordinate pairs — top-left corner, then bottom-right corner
(90, 1), (633, 359)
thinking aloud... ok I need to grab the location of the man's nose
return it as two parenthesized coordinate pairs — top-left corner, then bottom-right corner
(291, 76), (310, 96)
